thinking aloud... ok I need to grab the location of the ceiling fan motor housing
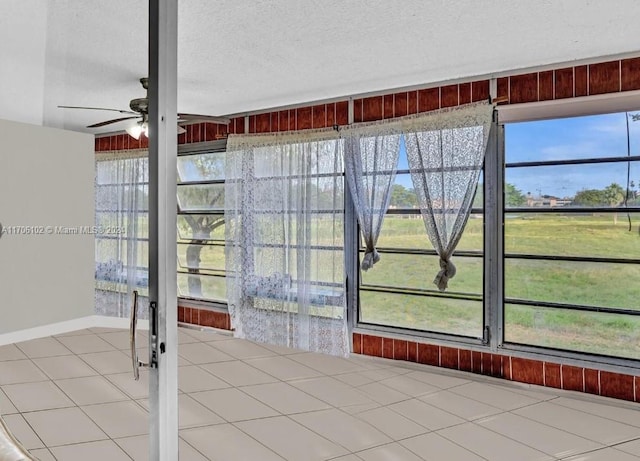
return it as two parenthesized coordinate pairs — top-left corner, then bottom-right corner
(129, 98), (149, 114)
(129, 78), (149, 113)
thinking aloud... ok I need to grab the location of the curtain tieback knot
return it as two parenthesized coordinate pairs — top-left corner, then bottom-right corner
(434, 257), (456, 292)
(361, 247), (380, 271)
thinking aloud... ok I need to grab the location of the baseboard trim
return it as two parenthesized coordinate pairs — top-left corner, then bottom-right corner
(0, 315), (149, 346)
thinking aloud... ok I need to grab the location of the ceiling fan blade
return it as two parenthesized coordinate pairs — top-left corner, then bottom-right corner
(58, 105), (137, 115)
(87, 116), (140, 128)
(178, 113), (231, 125)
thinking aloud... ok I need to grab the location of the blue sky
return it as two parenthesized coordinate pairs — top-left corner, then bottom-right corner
(505, 111), (640, 197)
(394, 111), (640, 197)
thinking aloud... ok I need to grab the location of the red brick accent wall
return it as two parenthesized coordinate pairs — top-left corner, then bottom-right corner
(354, 332), (639, 403)
(95, 57), (640, 149)
(178, 306), (231, 331)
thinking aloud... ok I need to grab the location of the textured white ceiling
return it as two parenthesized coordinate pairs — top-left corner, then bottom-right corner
(1, 0), (639, 133)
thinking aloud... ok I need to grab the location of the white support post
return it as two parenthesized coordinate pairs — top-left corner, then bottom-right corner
(483, 112), (504, 350)
(148, 0), (179, 459)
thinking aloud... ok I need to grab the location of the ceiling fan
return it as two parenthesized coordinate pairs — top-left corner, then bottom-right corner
(58, 77), (230, 139)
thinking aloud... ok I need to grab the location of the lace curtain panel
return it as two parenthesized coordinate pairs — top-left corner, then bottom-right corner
(343, 122), (401, 271)
(225, 129), (348, 356)
(95, 150), (149, 318)
(404, 102), (493, 291)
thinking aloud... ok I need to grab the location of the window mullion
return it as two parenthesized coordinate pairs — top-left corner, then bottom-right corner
(484, 119), (504, 350)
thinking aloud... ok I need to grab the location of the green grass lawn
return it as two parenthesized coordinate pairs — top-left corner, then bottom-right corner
(176, 212), (640, 359)
(364, 214), (640, 359)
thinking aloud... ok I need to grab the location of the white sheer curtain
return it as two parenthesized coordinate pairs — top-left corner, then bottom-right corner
(343, 122), (401, 270)
(403, 102), (493, 291)
(95, 150), (149, 318)
(225, 129), (347, 356)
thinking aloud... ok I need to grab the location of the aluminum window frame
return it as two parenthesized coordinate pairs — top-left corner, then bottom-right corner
(351, 126), (492, 346)
(177, 140), (228, 308)
(497, 103), (640, 369)
(351, 98), (640, 372)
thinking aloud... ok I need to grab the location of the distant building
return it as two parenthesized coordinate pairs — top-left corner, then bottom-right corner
(526, 193), (573, 207)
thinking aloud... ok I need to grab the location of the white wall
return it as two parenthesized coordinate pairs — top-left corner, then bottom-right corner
(0, 0), (48, 126)
(0, 119), (94, 334)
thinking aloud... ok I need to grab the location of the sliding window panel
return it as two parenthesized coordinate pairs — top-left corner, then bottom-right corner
(177, 214), (225, 241)
(505, 162), (639, 210)
(505, 212), (640, 258)
(177, 273), (226, 302)
(505, 303), (640, 359)
(177, 243), (225, 273)
(177, 152), (225, 181)
(360, 290), (483, 338)
(177, 184), (225, 211)
(505, 112), (638, 163)
(505, 258), (640, 310)
(360, 253), (483, 295)
(375, 214), (483, 252)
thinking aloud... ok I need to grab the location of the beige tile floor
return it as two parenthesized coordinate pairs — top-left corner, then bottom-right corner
(1, 326), (639, 461)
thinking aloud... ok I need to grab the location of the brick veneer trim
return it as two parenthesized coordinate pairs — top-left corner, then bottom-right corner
(178, 306), (231, 331)
(354, 332), (640, 404)
(95, 57), (640, 151)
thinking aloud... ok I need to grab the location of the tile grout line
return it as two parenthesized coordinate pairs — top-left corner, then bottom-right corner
(9, 332), (152, 456)
(510, 401), (640, 449)
(4, 328), (639, 460)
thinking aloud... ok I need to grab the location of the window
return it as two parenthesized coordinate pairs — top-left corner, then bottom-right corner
(227, 138), (346, 312)
(353, 105), (640, 364)
(95, 155), (150, 316)
(357, 137), (485, 338)
(177, 143), (227, 303)
(503, 111), (640, 359)
(173, 104), (640, 364)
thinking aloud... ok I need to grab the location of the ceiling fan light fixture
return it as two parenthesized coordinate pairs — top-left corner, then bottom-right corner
(126, 122), (149, 140)
(126, 123), (144, 140)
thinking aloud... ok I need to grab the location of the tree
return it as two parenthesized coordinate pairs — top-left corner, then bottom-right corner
(505, 183), (527, 207)
(389, 184), (417, 208)
(603, 183), (625, 224)
(628, 180), (640, 206)
(573, 189), (605, 207)
(179, 154), (225, 297)
(603, 183), (625, 207)
(573, 183), (626, 224)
